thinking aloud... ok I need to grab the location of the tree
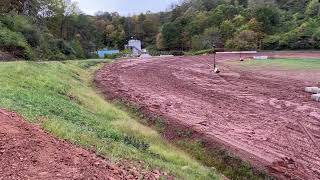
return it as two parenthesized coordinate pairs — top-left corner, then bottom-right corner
(220, 20), (236, 41)
(254, 6), (280, 34)
(306, 0), (320, 17)
(226, 30), (259, 50)
(160, 22), (181, 50)
(191, 27), (221, 50)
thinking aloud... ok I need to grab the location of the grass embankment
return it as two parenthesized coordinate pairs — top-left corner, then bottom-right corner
(0, 60), (218, 179)
(119, 104), (271, 180)
(236, 58), (320, 70)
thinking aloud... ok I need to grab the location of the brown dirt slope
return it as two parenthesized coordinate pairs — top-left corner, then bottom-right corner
(0, 109), (162, 180)
(95, 53), (320, 180)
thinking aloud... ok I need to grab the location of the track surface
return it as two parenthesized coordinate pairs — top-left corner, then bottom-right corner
(96, 53), (320, 179)
(0, 109), (164, 180)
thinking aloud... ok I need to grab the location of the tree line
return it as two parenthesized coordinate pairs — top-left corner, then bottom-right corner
(0, 0), (320, 60)
(156, 0), (320, 51)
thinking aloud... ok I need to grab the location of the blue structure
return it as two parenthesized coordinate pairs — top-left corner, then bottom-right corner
(97, 48), (120, 58)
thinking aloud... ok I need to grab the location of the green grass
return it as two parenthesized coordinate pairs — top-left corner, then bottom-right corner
(235, 58), (320, 70)
(176, 140), (271, 180)
(118, 103), (272, 180)
(185, 49), (214, 56)
(0, 59), (219, 179)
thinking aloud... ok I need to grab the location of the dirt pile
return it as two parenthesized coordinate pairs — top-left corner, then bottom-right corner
(0, 109), (164, 180)
(95, 53), (320, 179)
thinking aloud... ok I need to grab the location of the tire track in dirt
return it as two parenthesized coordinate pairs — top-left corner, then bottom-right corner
(95, 54), (320, 179)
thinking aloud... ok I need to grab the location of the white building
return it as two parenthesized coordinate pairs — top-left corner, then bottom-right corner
(126, 39), (142, 57)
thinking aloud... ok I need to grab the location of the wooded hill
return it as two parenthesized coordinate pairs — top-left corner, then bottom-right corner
(1, 0), (320, 60)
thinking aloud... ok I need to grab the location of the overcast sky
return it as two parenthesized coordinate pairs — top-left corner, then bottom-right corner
(72, 0), (179, 16)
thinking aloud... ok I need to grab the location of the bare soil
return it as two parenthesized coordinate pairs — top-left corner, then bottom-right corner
(0, 109), (164, 180)
(95, 52), (320, 179)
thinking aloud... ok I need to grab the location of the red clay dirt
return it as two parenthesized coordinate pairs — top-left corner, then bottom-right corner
(0, 109), (164, 180)
(95, 52), (320, 180)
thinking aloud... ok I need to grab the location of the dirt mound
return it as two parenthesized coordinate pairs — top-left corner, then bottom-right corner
(95, 53), (320, 179)
(0, 109), (164, 180)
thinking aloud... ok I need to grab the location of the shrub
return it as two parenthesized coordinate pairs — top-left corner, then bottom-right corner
(0, 15), (40, 47)
(104, 54), (118, 59)
(171, 51), (185, 56)
(42, 39), (83, 60)
(306, 0), (320, 17)
(274, 19), (320, 50)
(56, 40), (76, 56)
(47, 52), (67, 61)
(188, 49), (215, 56)
(148, 50), (172, 56)
(191, 35), (207, 50)
(71, 39), (85, 59)
(0, 27), (33, 59)
(313, 28), (320, 48)
(262, 35), (281, 50)
(226, 30), (259, 50)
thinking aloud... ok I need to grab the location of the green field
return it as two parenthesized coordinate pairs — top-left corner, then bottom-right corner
(0, 60), (219, 179)
(237, 58), (320, 70)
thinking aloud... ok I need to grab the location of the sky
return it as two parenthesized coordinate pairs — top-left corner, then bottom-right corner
(72, 0), (179, 16)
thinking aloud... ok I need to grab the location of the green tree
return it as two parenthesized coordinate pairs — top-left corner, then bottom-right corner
(220, 20), (236, 41)
(160, 22), (181, 50)
(254, 6), (280, 34)
(226, 30), (259, 50)
(306, 0), (320, 17)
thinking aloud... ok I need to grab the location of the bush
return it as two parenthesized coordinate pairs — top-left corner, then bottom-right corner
(191, 34), (215, 51)
(262, 35), (281, 50)
(306, 0), (320, 17)
(0, 27), (33, 59)
(148, 50), (172, 56)
(55, 40), (76, 56)
(226, 30), (259, 50)
(42, 39), (85, 60)
(71, 39), (85, 59)
(148, 50), (184, 56)
(104, 54), (118, 59)
(47, 52), (67, 61)
(272, 19), (320, 50)
(313, 28), (320, 48)
(188, 49), (215, 56)
(0, 16), (40, 47)
(171, 51), (185, 56)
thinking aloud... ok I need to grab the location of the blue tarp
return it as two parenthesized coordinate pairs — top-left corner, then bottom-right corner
(97, 48), (119, 58)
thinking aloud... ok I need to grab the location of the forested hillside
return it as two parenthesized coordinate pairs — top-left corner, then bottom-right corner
(1, 0), (320, 60)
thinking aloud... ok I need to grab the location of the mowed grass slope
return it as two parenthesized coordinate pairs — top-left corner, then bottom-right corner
(0, 60), (219, 179)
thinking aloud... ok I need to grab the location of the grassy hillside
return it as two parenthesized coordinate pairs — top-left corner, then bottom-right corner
(0, 60), (219, 179)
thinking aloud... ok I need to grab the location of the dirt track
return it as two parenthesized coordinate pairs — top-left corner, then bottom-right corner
(95, 53), (320, 179)
(0, 109), (164, 180)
